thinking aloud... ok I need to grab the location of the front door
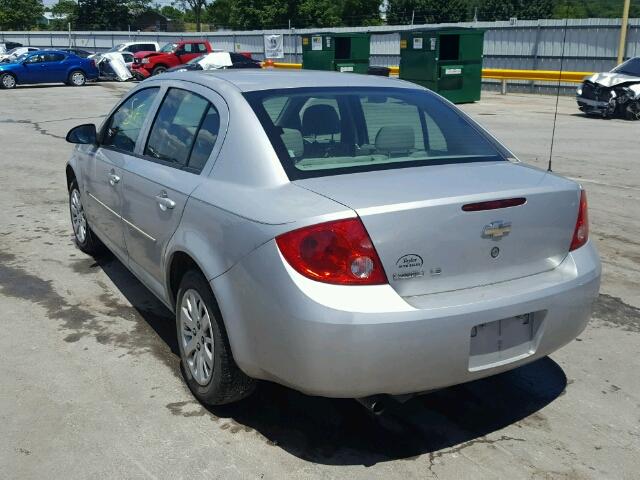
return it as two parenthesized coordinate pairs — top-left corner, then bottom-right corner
(19, 53), (44, 83)
(83, 148), (127, 256)
(85, 86), (161, 258)
(122, 85), (225, 297)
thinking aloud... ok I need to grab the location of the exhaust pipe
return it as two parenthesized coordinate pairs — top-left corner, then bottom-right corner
(355, 395), (391, 416)
(355, 393), (418, 415)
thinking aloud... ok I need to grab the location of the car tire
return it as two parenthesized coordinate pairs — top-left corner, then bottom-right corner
(69, 179), (102, 255)
(625, 101), (640, 121)
(176, 270), (256, 406)
(0, 73), (16, 89)
(152, 65), (167, 76)
(68, 70), (86, 86)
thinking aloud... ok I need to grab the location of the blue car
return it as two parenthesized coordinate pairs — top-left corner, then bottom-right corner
(0, 50), (99, 89)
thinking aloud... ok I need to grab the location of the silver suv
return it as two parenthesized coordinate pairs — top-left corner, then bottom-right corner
(66, 70), (600, 409)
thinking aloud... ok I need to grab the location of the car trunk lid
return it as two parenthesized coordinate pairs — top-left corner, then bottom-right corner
(295, 161), (580, 297)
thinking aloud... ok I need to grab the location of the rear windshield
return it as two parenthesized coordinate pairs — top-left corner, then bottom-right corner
(244, 87), (506, 179)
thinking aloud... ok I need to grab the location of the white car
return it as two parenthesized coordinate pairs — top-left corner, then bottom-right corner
(0, 47), (40, 63)
(101, 42), (160, 55)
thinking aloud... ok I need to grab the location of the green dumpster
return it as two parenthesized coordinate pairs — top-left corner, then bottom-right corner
(302, 32), (370, 74)
(399, 27), (485, 103)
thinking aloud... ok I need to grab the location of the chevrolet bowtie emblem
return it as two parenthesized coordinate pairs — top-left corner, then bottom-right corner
(483, 221), (512, 239)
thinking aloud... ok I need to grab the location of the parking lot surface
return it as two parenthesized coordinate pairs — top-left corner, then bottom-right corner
(0, 81), (639, 480)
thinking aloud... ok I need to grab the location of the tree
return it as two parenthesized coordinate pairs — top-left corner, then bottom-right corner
(552, 0), (640, 19)
(204, 0), (231, 27)
(179, 0), (207, 31)
(128, 0), (152, 16)
(386, 0), (469, 25)
(226, 0), (293, 29)
(297, 0), (342, 27)
(474, 0), (554, 21)
(342, 0), (382, 26)
(76, 0), (129, 30)
(0, 0), (44, 29)
(48, 0), (79, 29)
(159, 4), (185, 19)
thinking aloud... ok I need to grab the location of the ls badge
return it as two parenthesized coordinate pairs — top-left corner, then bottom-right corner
(482, 220), (512, 239)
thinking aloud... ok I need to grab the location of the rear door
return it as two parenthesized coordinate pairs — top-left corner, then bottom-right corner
(41, 52), (68, 82)
(177, 43), (202, 64)
(121, 82), (227, 297)
(83, 87), (161, 258)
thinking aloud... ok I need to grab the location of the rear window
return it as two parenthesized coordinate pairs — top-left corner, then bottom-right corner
(245, 87), (506, 179)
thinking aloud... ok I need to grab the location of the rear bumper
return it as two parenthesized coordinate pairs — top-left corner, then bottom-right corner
(86, 69), (100, 81)
(213, 240), (601, 398)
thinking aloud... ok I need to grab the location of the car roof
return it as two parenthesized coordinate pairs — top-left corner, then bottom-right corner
(162, 69), (423, 93)
(30, 49), (72, 55)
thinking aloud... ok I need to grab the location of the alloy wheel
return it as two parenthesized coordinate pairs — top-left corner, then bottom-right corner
(2, 74), (16, 89)
(71, 72), (85, 86)
(70, 188), (87, 244)
(180, 289), (214, 386)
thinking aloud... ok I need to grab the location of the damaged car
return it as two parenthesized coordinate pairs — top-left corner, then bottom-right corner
(577, 57), (640, 120)
(94, 52), (134, 82)
(165, 52), (261, 73)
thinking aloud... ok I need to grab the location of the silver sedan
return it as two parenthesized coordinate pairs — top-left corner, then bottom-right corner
(65, 70), (601, 408)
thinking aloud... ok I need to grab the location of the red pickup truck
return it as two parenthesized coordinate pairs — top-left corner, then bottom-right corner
(131, 40), (212, 78)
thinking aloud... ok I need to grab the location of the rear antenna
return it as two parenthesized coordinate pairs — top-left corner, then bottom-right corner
(548, 11), (569, 172)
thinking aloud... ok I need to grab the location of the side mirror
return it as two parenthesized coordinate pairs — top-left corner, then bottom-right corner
(66, 123), (97, 144)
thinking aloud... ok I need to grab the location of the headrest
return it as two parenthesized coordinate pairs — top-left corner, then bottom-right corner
(302, 104), (340, 136)
(280, 128), (304, 158)
(374, 125), (415, 154)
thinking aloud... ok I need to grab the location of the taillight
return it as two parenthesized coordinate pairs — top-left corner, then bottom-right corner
(276, 218), (387, 285)
(569, 190), (589, 251)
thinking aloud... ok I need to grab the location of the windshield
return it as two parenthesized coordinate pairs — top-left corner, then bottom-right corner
(612, 58), (640, 77)
(245, 87), (506, 180)
(106, 43), (126, 53)
(160, 43), (177, 53)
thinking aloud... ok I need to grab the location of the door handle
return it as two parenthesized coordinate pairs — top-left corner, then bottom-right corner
(155, 192), (176, 211)
(108, 173), (120, 186)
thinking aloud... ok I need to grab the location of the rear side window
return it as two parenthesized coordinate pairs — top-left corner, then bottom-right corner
(144, 88), (219, 172)
(188, 107), (220, 172)
(245, 87), (506, 180)
(197, 43), (208, 53)
(102, 87), (159, 153)
(44, 53), (65, 62)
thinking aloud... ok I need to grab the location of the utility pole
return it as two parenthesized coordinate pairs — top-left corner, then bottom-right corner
(617, 0), (631, 65)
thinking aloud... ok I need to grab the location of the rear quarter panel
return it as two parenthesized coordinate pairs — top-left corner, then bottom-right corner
(74, 58), (98, 78)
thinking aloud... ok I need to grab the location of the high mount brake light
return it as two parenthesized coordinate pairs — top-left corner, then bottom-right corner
(569, 190), (589, 251)
(462, 197), (526, 212)
(276, 218), (388, 285)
